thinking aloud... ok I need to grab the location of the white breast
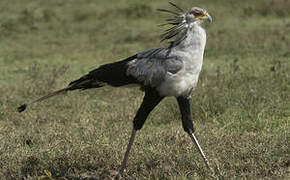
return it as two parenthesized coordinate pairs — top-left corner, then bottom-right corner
(157, 60), (202, 97)
(157, 24), (206, 97)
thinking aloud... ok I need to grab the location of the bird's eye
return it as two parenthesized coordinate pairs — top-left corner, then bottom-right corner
(191, 10), (202, 16)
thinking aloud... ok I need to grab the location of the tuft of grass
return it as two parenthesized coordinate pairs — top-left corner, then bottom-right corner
(0, 0), (289, 179)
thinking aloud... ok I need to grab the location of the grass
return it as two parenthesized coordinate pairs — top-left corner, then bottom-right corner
(0, 0), (289, 179)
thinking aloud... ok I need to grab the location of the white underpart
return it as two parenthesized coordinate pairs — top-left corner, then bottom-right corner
(157, 22), (206, 97)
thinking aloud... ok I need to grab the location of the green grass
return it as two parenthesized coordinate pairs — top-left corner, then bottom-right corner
(0, 0), (289, 179)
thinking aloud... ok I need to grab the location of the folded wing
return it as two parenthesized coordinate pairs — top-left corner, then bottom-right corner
(127, 48), (183, 88)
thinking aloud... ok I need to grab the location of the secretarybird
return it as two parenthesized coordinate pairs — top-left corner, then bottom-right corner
(18, 2), (213, 174)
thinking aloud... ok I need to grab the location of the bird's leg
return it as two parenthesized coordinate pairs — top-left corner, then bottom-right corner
(119, 128), (137, 175)
(176, 96), (194, 133)
(133, 88), (164, 130)
(119, 88), (163, 175)
(176, 96), (212, 171)
(188, 132), (211, 170)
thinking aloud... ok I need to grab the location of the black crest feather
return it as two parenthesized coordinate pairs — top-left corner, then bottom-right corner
(158, 2), (187, 46)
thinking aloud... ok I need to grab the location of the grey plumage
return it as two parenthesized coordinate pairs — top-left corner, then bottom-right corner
(127, 5), (212, 97)
(127, 49), (183, 87)
(18, 2), (213, 174)
(18, 2), (212, 110)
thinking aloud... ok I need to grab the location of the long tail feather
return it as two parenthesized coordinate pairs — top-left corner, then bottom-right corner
(17, 87), (70, 113)
(18, 55), (139, 113)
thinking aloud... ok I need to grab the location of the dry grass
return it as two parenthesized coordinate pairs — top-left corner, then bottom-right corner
(0, 0), (289, 179)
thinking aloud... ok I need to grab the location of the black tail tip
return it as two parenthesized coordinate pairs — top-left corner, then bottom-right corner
(18, 104), (27, 113)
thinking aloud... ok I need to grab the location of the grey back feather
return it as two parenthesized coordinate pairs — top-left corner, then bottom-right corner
(127, 48), (183, 87)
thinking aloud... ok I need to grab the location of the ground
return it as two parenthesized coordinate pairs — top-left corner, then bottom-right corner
(0, 0), (289, 179)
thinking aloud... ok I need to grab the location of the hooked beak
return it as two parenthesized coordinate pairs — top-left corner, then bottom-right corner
(205, 13), (212, 23)
(198, 13), (212, 23)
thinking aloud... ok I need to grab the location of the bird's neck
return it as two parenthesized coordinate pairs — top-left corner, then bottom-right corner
(173, 23), (207, 52)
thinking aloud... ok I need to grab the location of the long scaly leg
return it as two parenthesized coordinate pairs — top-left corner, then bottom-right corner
(177, 96), (212, 171)
(119, 88), (163, 175)
(119, 128), (137, 174)
(188, 132), (211, 170)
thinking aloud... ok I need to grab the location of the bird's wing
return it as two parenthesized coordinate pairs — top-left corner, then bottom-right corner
(127, 48), (183, 87)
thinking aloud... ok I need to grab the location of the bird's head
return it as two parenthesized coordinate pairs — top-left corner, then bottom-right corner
(185, 7), (212, 25)
(158, 2), (212, 43)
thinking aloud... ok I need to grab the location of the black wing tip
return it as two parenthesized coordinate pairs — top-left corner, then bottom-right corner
(18, 104), (27, 113)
